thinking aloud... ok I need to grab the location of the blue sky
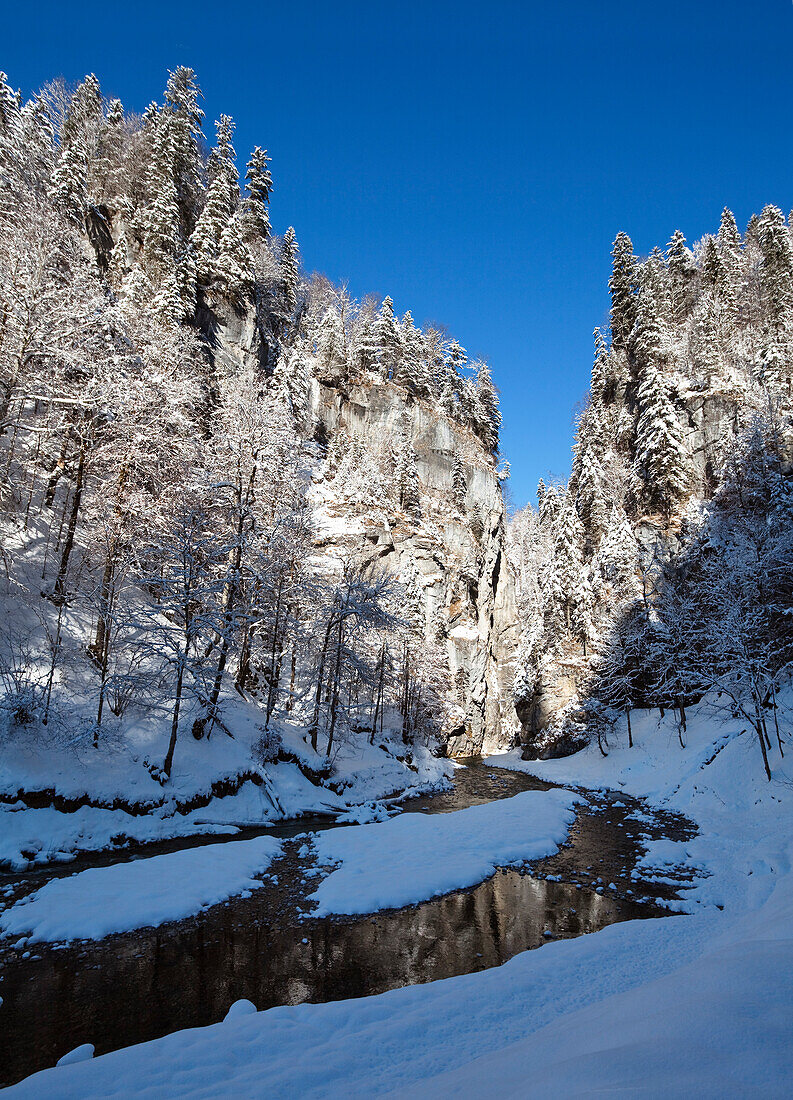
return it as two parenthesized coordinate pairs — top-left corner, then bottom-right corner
(4, 0), (793, 508)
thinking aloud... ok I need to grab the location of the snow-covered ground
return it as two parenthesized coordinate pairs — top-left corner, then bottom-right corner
(7, 697), (792, 1097)
(308, 787), (580, 915)
(0, 517), (454, 872)
(0, 835), (282, 943)
(0, 713), (451, 871)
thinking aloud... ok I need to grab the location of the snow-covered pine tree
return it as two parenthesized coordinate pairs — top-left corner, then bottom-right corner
(630, 281), (691, 513)
(452, 450), (467, 511)
(398, 310), (428, 394)
(666, 229), (697, 324)
(161, 66), (204, 226)
(473, 359), (500, 453)
(551, 491), (585, 632)
(393, 413), (421, 516)
(242, 146), (272, 241)
(192, 115), (241, 284)
(375, 296), (401, 381)
(597, 505), (637, 587)
(316, 307), (347, 379)
(280, 226), (300, 320)
(590, 328), (610, 404)
(608, 231), (637, 350)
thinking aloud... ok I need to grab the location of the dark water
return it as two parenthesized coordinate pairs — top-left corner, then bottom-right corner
(0, 763), (696, 1087)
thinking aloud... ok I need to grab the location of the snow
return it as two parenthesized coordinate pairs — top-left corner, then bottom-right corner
(0, 740), (451, 870)
(308, 787), (581, 915)
(55, 1046), (94, 1068)
(8, 699), (793, 1096)
(0, 835), (282, 943)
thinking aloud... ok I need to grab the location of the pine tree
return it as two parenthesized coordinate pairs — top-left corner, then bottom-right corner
(552, 492), (584, 631)
(597, 506), (637, 585)
(161, 66), (204, 224)
(635, 357), (690, 513)
(216, 211), (254, 299)
(691, 292), (722, 389)
(667, 229), (697, 324)
(0, 72), (22, 219)
(394, 412), (421, 516)
(192, 115), (240, 283)
(375, 296), (401, 381)
(473, 359), (500, 453)
(280, 226), (300, 319)
(590, 328), (610, 403)
(16, 94), (54, 194)
(717, 206), (742, 255)
(316, 307), (347, 378)
(242, 146), (272, 240)
(571, 565), (595, 654)
(630, 282), (665, 371)
(609, 231), (637, 350)
(452, 450), (467, 511)
(576, 440), (608, 538)
(758, 204), (793, 333)
(142, 117), (183, 321)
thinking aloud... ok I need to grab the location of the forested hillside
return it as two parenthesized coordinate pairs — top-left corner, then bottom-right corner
(510, 209), (793, 775)
(0, 65), (513, 818)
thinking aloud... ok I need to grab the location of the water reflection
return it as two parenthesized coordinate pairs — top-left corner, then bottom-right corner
(0, 764), (694, 1087)
(0, 865), (657, 1087)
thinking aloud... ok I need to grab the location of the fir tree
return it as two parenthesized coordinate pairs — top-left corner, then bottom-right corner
(192, 115), (240, 283)
(49, 74), (103, 220)
(375, 296), (401, 381)
(635, 357), (690, 513)
(242, 146), (272, 240)
(280, 226), (300, 319)
(608, 231), (637, 350)
(161, 66), (205, 224)
(474, 359), (500, 453)
(590, 328), (610, 403)
(758, 204), (793, 333)
(394, 414), (421, 516)
(452, 450), (467, 511)
(552, 492), (585, 631)
(667, 229), (697, 324)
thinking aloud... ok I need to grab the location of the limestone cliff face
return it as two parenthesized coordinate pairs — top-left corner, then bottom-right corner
(201, 293), (519, 755)
(308, 379), (519, 755)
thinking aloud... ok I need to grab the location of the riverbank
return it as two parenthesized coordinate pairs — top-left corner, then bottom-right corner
(0, 705), (452, 872)
(4, 697), (790, 1096)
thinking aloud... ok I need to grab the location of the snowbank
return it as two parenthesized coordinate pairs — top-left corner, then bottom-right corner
(309, 787), (580, 915)
(8, 701), (792, 1096)
(0, 835), (282, 942)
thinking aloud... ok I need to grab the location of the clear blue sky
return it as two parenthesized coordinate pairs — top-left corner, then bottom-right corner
(4, 0), (792, 508)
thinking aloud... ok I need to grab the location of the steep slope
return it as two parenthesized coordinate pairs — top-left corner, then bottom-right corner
(510, 208), (793, 761)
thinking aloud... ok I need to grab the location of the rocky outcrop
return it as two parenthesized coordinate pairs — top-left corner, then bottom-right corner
(308, 379), (519, 755)
(199, 295), (519, 755)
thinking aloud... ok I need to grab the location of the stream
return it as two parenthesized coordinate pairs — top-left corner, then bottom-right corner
(0, 761), (697, 1087)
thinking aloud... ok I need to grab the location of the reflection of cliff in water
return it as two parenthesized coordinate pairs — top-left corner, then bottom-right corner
(1, 764), (696, 1088)
(0, 867), (655, 1087)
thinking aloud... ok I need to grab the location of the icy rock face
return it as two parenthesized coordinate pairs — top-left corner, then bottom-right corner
(308, 379), (519, 755)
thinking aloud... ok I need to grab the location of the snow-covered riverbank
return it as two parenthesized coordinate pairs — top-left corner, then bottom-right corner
(6, 697), (791, 1097)
(0, 706), (452, 871)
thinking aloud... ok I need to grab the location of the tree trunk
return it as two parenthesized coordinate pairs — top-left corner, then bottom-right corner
(754, 704), (772, 782)
(286, 643), (296, 712)
(310, 616), (336, 752)
(44, 430), (71, 508)
(626, 705), (633, 749)
(52, 438), (86, 604)
(164, 656), (186, 778)
(326, 617), (344, 757)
